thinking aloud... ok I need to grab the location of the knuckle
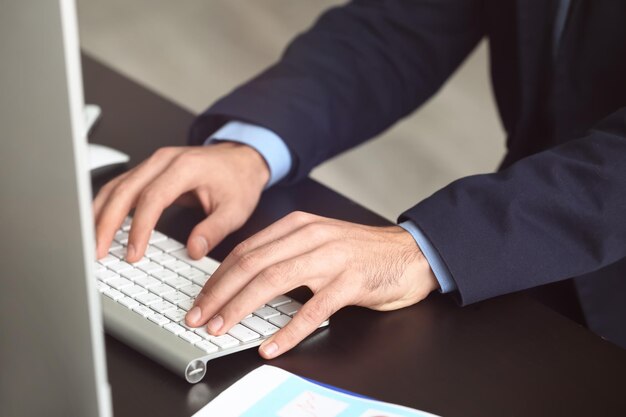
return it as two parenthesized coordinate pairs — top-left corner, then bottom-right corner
(257, 265), (283, 287)
(300, 300), (329, 327)
(198, 286), (219, 307)
(287, 210), (312, 224)
(301, 222), (331, 241)
(152, 146), (177, 161)
(231, 240), (251, 259)
(111, 181), (132, 199)
(139, 186), (164, 206)
(174, 150), (203, 165)
(278, 323), (302, 345)
(237, 252), (260, 274)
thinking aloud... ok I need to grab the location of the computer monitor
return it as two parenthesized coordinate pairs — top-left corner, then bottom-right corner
(0, 1), (112, 416)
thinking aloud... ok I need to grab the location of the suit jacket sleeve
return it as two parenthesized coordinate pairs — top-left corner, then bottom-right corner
(400, 109), (626, 305)
(189, 0), (484, 183)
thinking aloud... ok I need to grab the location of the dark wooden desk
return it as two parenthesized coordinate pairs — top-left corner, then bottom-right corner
(83, 54), (626, 417)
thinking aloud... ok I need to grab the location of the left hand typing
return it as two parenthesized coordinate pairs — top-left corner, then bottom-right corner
(185, 211), (438, 359)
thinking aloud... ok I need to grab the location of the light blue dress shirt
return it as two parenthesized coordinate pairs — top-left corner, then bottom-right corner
(207, 121), (457, 293)
(206, 121), (292, 188)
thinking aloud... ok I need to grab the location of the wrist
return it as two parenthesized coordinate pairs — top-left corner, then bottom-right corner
(395, 226), (439, 294)
(214, 141), (270, 191)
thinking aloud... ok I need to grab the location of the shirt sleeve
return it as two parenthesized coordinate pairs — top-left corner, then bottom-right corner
(205, 121), (293, 188)
(399, 220), (457, 293)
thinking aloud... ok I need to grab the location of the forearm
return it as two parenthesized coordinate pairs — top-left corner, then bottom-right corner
(401, 109), (626, 305)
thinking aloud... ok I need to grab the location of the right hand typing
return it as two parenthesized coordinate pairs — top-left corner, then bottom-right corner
(93, 142), (270, 263)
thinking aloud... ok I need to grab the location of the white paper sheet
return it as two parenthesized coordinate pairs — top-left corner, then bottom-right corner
(193, 365), (440, 417)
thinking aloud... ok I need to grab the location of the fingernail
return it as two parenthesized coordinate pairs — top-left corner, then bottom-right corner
(207, 314), (223, 334)
(126, 244), (136, 261)
(186, 306), (202, 325)
(261, 342), (278, 358)
(194, 236), (208, 255)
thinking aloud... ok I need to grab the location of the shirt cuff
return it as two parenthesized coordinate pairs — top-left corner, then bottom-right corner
(204, 121), (293, 188)
(399, 220), (457, 293)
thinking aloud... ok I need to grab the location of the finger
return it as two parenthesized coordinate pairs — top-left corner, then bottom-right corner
(186, 203), (243, 259)
(95, 148), (182, 258)
(187, 222), (336, 327)
(259, 284), (345, 359)
(126, 158), (198, 262)
(199, 248), (338, 334)
(213, 211), (323, 278)
(93, 171), (129, 221)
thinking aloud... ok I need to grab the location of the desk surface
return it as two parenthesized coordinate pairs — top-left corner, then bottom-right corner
(83, 54), (626, 417)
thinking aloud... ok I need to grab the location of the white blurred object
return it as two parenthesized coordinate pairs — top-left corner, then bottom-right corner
(88, 143), (130, 171)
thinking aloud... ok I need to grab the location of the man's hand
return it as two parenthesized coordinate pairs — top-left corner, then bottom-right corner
(93, 142), (269, 262)
(185, 211), (438, 359)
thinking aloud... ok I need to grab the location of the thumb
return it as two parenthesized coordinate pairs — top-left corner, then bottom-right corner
(186, 205), (243, 259)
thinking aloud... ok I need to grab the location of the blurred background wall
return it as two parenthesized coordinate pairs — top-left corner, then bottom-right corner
(77, 0), (505, 221)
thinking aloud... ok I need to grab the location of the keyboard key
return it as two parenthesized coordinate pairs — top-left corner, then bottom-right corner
(208, 334), (239, 349)
(254, 306), (280, 320)
(110, 247), (127, 259)
(108, 261), (133, 273)
(135, 292), (161, 306)
(179, 284), (202, 297)
(107, 277), (133, 290)
(121, 285), (148, 298)
(95, 269), (119, 283)
(144, 245), (163, 258)
(130, 257), (150, 267)
(134, 275), (161, 289)
(277, 301), (302, 316)
(268, 314), (291, 328)
(150, 283), (176, 297)
(150, 253), (176, 265)
(163, 291), (191, 305)
(180, 331), (202, 344)
(227, 324), (261, 343)
(109, 242), (123, 251)
(151, 269), (177, 282)
(162, 275), (192, 290)
(194, 326), (213, 340)
(121, 217), (132, 232)
(165, 260), (191, 273)
(94, 262), (106, 272)
(241, 316), (279, 336)
(148, 313), (170, 327)
(150, 300), (176, 314)
(171, 249), (220, 274)
(267, 295), (292, 308)
(164, 322), (186, 336)
(178, 299), (194, 311)
(149, 231), (168, 244)
(138, 262), (164, 274)
(98, 255), (119, 266)
(114, 231), (129, 245)
(96, 281), (108, 292)
(121, 269), (147, 281)
(195, 340), (219, 354)
(179, 267), (206, 282)
(153, 239), (185, 253)
(118, 296), (140, 310)
(132, 305), (153, 318)
(164, 308), (187, 322)
(103, 287), (124, 301)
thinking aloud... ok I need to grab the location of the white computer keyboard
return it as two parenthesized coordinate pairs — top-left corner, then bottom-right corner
(94, 217), (327, 383)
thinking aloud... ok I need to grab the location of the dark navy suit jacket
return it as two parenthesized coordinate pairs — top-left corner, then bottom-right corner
(190, 1), (626, 347)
